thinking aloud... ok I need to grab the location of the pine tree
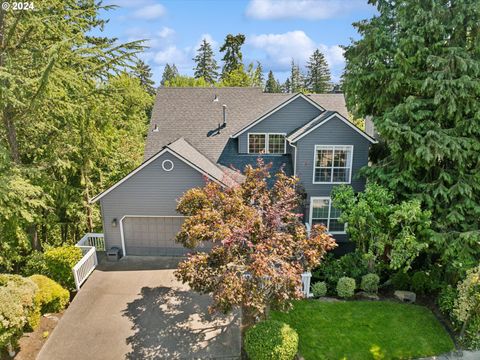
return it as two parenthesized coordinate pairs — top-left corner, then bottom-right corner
(289, 59), (304, 93)
(283, 78), (291, 93)
(305, 49), (331, 93)
(132, 60), (156, 95)
(193, 39), (219, 84)
(246, 62), (264, 87)
(161, 64), (179, 86)
(265, 70), (281, 93)
(343, 0), (480, 276)
(219, 34), (246, 79)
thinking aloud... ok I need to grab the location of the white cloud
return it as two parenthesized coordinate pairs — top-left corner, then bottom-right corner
(157, 27), (175, 39)
(246, 0), (365, 20)
(247, 30), (345, 82)
(133, 3), (166, 20)
(153, 46), (186, 65)
(248, 30), (315, 67)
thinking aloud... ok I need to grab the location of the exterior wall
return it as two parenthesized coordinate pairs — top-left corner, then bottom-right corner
(237, 97), (322, 154)
(294, 116), (371, 242)
(99, 152), (206, 250)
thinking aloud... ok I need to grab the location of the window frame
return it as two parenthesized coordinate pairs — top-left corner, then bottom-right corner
(309, 196), (346, 234)
(312, 145), (353, 184)
(247, 132), (287, 155)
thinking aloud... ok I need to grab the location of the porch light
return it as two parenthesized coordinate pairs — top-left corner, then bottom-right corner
(112, 218), (117, 227)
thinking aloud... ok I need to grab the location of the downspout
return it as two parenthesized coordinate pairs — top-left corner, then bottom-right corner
(288, 140), (297, 177)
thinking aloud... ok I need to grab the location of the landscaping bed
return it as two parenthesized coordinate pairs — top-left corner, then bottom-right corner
(270, 300), (454, 360)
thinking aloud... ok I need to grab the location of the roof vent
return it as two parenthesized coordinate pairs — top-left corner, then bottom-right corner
(222, 104), (227, 127)
(213, 94), (219, 102)
(152, 124), (159, 132)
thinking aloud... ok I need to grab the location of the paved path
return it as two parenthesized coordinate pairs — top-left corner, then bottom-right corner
(37, 256), (241, 360)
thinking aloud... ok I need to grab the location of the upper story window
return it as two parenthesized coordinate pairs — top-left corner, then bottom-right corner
(313, 145), (353, 184)
(248, 133), (286, 154)
(310, 197), (345, 234)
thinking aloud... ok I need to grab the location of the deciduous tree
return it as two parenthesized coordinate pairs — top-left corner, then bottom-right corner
(175, 160), (336, 327)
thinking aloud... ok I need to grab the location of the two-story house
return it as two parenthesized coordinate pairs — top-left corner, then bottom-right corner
(91, 87), (376, 256)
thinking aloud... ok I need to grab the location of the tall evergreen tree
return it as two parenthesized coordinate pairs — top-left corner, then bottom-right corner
(343, 0), (480, 277)
(219, 34), (246, 79)
(193, 39), (219, 84)
(305, 49), (331, 93)
(246, 61), (264, 88)
(161, 64), (178, 86)
(283, 78), (291, 93)
(289, 59), (304, 93)
(132, 60), (156, 95)
(265, 70), (281, 93)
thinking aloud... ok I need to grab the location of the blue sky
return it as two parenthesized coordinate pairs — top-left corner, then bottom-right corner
(100, 0), (376, 85)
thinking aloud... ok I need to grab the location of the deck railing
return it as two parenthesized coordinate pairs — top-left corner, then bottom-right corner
(76, 232), (106, 251)
(72, 233), (104, 290)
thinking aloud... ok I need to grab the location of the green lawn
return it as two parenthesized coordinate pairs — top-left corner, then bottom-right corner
(270, 300), (454, 360)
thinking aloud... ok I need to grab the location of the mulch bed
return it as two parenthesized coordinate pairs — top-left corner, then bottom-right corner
(1, 312), (64, 360)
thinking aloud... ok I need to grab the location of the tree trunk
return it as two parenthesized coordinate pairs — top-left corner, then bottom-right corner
(29, 224), (42, 251)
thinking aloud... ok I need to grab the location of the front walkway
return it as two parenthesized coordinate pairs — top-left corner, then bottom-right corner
(37, 256), (241, 360)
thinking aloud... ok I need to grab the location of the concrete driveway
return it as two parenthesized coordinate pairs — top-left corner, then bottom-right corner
(37, 257), (241, 360)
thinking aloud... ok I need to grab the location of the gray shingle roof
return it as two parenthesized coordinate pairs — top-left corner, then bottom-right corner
(306, 93), (349, 118)
(144, 87), (292, 162)
(166, 137), (239, 186)
(144, 88), (349, 164)
(287, 111), (336, 141)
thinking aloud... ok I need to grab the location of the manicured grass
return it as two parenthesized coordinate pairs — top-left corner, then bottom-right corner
(270, 300), (454, 360)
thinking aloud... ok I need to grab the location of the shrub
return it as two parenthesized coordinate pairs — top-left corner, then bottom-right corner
(337, 277), (356, 298)
(22, 251), (48, 277)
(361, 274), (380, 294)
(453, 265), (480, 349)
(44, 246), (82, 290)
(312, 282), (327, 298)
(0, 275), (37, 350)
(411, 271), (430, 295)
(29, 275), (69, 314)
(391, 271), (410, 290)
(437, 285), (458, 317)
(312, 251), (369, 294)
(244, 320), (298, 360)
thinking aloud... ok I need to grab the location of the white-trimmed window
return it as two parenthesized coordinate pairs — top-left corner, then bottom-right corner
(313, 145), (353, 184)
(248, 133), (286, 154)
(310, 197), (345, 234)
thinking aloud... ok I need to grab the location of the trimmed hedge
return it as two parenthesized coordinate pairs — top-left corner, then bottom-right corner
(337, 277), (356, 298)
(44, 246), (83, 290)
(244, 320), (299, 360)
(30, 275), (69, 314)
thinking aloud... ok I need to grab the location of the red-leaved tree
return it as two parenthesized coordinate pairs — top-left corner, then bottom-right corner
(174, 160), (336, 326)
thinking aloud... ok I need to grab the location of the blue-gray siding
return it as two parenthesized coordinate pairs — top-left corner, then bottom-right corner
(99, 152), (206, 250)
(237, 97), (322, 153)
(293, 116), (371, 241)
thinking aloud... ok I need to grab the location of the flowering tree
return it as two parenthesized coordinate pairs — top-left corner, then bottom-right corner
(174, 160), (336, 326)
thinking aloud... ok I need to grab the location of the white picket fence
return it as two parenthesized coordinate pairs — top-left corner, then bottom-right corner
(72, 233), (104, 291)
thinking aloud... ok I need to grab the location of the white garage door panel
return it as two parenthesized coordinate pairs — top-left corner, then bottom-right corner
(123, 217), (188, 256)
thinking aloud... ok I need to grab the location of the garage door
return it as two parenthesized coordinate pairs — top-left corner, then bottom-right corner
(123, 217), (190, 256)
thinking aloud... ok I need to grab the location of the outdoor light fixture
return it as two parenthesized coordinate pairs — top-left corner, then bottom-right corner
(112, 218), (117, 227)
